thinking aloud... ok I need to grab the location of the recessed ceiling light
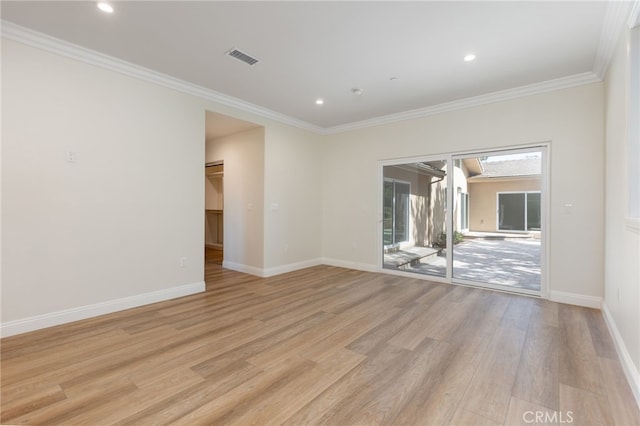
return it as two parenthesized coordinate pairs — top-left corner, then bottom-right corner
(315, 99), (324, 105)
(464, 54), (476, 62)
(97, 2), (114, 13)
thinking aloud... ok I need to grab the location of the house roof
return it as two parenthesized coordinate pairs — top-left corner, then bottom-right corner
(462, 158), (484, 176)
(472, 157), (541, 179)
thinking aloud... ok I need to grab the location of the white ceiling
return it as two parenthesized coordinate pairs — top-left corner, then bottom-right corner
(0, 1), (619, 131)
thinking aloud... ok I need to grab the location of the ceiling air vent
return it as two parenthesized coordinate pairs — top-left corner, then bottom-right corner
(226, 48), (259, 66)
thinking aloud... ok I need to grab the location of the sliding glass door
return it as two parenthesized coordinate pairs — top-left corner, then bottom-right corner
(380, 146), (546, 296)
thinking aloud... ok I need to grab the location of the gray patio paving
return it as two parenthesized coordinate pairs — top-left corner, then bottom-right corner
(386, 238), (541, 291)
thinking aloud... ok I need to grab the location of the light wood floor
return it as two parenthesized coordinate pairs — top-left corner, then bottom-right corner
(2, 262), (639, 425)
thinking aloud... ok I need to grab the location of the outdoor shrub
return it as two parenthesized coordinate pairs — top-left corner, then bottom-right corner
(434, 231), (465, 247)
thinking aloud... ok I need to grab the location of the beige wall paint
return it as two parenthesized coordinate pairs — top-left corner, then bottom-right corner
(205, 128), (265, 269)
(468, 178), (541, 232)
(322, 83), (605, 299)
(1, 39), (322, 327)
(604, 25), (640, 378)
(263, 124), (323, 271)
(2, 39), (206, 322)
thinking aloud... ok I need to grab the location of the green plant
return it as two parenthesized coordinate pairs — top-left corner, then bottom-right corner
(434, 231), (464, 247)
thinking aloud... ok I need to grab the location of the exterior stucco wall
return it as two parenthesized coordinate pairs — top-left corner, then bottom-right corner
(383, 166), (433, 247)
(468, 178), (541, 232)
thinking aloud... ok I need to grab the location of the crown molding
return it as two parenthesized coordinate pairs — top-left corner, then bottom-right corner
(325, 72), (601, 134)
(0, 19), (606, 137)
(0, 20), (325, 135)
(594, 0), (634, 79)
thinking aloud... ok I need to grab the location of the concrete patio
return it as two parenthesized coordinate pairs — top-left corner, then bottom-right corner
(384, 237), (541, 291)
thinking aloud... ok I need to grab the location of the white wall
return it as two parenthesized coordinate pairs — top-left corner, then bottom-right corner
(1, 39), (205, 328)
(1, 38), (323, 335)
(205, 127), (265, 271)
(205, 123), (324, 276)
(263, 124), (323, 274)
(603, 24), (640, 399)
(0, 33), (618, 341)
(322, 83), (605, 302)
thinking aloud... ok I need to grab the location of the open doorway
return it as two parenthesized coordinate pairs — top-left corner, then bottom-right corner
(380, 146), (547, 296)
(204, 111), (262, 270)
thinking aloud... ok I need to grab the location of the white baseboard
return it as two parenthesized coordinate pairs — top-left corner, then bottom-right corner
(0, 281), (205, 338)
(222, 258), (324, 277)
(548, 290), (602, 309)
(320, 258), (378, 273)
(223, 258), (377, 277)
(222, 260), (265, 277)
(262, 258), (322, 278)
(602, 302), (640, 409)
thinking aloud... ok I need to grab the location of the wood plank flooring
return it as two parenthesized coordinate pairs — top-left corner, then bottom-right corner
(2, 260), (639, 425)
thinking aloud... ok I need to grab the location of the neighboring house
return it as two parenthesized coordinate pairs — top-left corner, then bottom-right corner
(384, 162), (448, 249)
(383, 158), (477, 250)
(453, 158), (482, 234)
(383, 156), (541, 252)
(467, 157), (542, 233)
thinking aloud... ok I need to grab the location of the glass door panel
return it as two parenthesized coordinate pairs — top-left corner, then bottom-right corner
(382, 161), (447, 278)
(452, 150), (543, 293)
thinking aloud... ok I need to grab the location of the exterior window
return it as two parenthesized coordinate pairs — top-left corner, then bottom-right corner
(526, 193), (541, 230)
(461, 192), (469, 230)
(383, 180), (410, 245)
(498, 192), (540, 231)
